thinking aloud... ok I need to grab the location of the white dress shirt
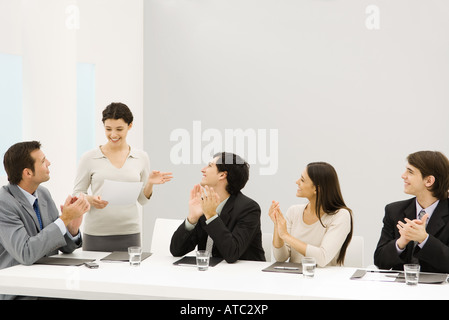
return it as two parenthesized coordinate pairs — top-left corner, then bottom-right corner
(395, 199), (439, 253)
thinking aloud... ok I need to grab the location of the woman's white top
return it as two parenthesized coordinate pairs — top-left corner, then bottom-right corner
(273, 204), (351, 267)
(73, 147), (150, 236)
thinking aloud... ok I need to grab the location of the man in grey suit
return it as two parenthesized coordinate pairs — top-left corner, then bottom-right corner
(0, 141), (90, 300)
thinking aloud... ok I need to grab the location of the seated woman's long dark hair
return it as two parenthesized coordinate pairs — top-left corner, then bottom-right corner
(306, 162), (353, 265)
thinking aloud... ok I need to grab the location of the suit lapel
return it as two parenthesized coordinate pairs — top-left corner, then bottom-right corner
(400, 199), (417, 259)
(218, 193), (236, 227)
(403, 198), (416, 221)
(426, 199), (449, 236)
(403, 198), (449, 237)
(8, 184), (41, 231)
(36, 188), (50, 227)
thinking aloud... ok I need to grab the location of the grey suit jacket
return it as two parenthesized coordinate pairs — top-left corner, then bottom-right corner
(0, 183), (81, 299)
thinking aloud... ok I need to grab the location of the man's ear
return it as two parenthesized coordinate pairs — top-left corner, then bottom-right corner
(424, 175), (436, 188)
(22, 168), (33, 180)
(219, 171), (228, 181)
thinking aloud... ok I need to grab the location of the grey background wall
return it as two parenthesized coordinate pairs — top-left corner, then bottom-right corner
(142, 0), (449, 266)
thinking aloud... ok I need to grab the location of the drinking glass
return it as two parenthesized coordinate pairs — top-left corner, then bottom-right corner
(128, 246), (142, 267)
(404, 264), (420, 285)
(196, 250), (210, 271)
(301, 257), (316, 278)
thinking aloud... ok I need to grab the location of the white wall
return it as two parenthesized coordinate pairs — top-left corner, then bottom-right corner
(143, 0), (449, 265)
(21, 0), (78, 208)
(0, 0), (143, 216)
(2, 0), (449, 266)
(76, 0), (144, 150)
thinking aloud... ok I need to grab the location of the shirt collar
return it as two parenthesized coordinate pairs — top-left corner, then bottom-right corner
(17, 185), (38, 207)
(93, 146), (138, 159)
(416, 198), (439, 220)
(216, 196), (230, 215)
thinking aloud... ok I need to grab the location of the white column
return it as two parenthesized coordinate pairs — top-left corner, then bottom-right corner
(21, 0), (78, 206)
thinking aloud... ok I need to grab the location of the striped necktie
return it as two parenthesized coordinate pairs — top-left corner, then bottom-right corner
(33, 199), (43, 230)
(411, 209), (427, 263)
(418, 209), (426, 220)
(205, 235), (213, 255)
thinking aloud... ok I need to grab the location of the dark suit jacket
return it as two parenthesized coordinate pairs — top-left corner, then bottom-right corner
(170, 191), (265, 263)
(374, 197), (449, 273)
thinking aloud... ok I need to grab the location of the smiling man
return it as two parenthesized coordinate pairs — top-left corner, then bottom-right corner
(0, 141), (90, 300)
(170, 152), (265, 263)
(374, 151), (449, 273)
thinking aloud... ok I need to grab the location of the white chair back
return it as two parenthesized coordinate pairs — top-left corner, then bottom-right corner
(262, 233), (273, 262)
(344, 235), (364, 268)
(151, 218), (184, 255)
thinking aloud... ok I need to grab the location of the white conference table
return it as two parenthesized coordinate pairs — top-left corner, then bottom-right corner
(0, 249), (447, 300)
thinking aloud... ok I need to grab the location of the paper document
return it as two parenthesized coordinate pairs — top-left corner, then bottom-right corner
(350, 269), (399, 282)
(361, 271), (399, 282)
(101, 180), (143, 206)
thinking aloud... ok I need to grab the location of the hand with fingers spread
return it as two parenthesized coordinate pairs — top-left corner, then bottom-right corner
(148, 170), (173, 185)
(143, 170), (174, 199)
(201, 185), (221, 220)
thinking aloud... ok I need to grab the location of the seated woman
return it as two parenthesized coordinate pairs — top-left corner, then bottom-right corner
(269, 162), (353, 267)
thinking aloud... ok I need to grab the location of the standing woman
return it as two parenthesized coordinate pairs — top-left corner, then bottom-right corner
(73, 102), (173, 251)
(269, 162), (353, 267)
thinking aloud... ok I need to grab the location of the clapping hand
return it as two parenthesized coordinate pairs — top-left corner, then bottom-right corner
(187, 184), (203, 225)
(60, 194), (90, 236)
(396, 213), (429, 248)
(268, 200), (288, 240)
(201, 186), (220, 220)
(268, 200), (280, 223)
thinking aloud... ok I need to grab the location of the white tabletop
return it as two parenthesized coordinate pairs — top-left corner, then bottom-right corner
(0, 250), (447, 300)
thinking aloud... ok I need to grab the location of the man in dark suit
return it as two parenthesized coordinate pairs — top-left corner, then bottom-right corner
(170, 152), (265, 263)
(374, 150), (449, 273)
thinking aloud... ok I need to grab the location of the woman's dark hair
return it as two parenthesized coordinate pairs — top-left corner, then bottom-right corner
(102, 102), (134, 125)
(306, 162), (353, 265)
(3, 141), (41, 185)
(407, 151), (449, 200)
(213, 152), (249, 195)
